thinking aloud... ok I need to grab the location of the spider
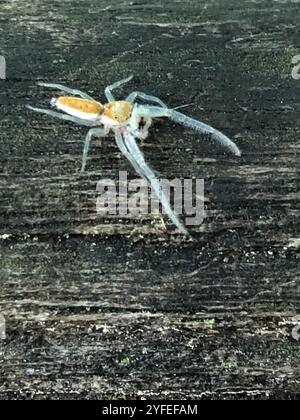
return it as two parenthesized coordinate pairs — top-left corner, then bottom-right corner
(26, 75), (241, 235)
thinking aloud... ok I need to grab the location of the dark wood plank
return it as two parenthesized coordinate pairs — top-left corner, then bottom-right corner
(0, 0), (299, 400)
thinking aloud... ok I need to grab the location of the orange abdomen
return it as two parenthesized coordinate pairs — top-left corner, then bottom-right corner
(57, 97), (103, 115)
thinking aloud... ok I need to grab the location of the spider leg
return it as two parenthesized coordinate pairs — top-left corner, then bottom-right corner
(117, 131), (189, 235)
(144, 106), (241, 156)
(143, 106), (172, 118)
(170, 109), (241, 157)
(115, 132), (142, 175)
(81, 127), (108, 173)
(26, 105), (93, 126)
(126, 91), (167, 108)
(105, 75), (134, 102)
(37, 82), (95, 100)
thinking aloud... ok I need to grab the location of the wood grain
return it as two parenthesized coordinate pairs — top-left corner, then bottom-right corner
(0, 0), (299, 399)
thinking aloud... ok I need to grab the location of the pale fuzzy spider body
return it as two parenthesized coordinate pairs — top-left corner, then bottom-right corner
(52, 96), (153, 137)
(27, 75), (241, 235)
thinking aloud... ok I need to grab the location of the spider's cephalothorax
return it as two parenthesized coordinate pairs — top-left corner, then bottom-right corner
(103, 101), (133, 124)
(27, 75), (241, 235)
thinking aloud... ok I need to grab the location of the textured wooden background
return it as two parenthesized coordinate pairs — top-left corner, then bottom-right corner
(0, 0), (299, 399)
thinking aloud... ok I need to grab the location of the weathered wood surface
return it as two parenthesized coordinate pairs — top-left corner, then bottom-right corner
(0, 0), (299, 400)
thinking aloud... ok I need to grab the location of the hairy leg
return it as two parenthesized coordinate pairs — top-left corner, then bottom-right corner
(120, 132), (189, 234)
(105, 75), (133, 102)
(141, 105), (241, 156)
(170, 110), (241, 157)
(81, 127), (108, 173)
(37, 82), (95, 100)
(115, 132), (143, 175)
(144, 105), (172, 118)
(26, 105), (92, 126)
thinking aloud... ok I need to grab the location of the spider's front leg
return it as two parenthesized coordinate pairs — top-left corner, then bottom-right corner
(170, 110), (241, 157)
(115, 131), (189, 235)
(145, 105), (241, 157)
